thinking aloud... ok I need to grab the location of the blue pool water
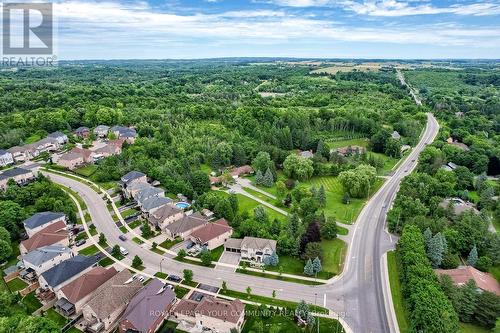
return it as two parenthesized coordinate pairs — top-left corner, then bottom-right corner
(175, 202), (191, 209)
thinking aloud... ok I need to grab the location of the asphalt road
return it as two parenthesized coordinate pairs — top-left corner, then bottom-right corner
(43, 113), (439, 333)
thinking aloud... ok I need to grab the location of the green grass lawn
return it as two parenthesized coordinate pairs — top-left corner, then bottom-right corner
(300, 176), (383, 224)
(74, 164), (98, 177)
(320, 239), (346, 275)
(337, 225), (348, 235)
(132, 237), (144, 245)
(159, 237), (183, 249)
(221, 192), (286, 222)
(174, 286), (190, 299)
(199, 164), (212, 174)
(66, 327), (84, 333)
(119, 226), (128, 233)
(243, 187), (285, 208)
(43, 308), (68, 327)
(128, 219), (142, 229)
(25, 134), (41, 144)
(75, 232), (89, 241)
(489, 265), (500, 283)
(154, 272), (168, 279)
(98, 257), (114, 267)
(78, 244), (100, 256)
(326, 138), (369, 149)
(236, 269), (323, 285)
(121, 208), (140, 219)
(7, 278), (27, 292)
(459, 323), (491, 333)
(151, 247), (165, 255)
(387, 251), (410, 333)
(196, 246), (224, 262)
(22, 291), (42, 313)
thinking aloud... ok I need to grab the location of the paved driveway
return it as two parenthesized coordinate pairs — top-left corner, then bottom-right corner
(216, 251), (240, 272)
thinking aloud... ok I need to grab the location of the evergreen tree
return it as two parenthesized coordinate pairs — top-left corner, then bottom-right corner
(262, 168), (274, 187)
(254, 206), (268, 223)
(423, 228), (432, 251)
(295, 300), (310, 322)
(288, 213), (300, 237)
(255, 170), (264, 185)
(468, 245), (478, 266)
(269, 251), (279, 266)
(132, 255), (143, 268)
(304, 259), (314, 276)
(456, 280), (478, 323)
(317, 185), (326, 207)
(342, 192), (350, 204)
(428, 232), (446, 268)
(312, 257), (322, 275)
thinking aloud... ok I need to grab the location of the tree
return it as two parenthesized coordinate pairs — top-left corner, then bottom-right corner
(190, 170), (210, 195)
(295, 300), (310, 322)
(211, 142), (232, 169)
(312, 257), (322, 275)
(385, 138), (402, 158)
(246, 286), (252, 298)
(342, 192), (350, 204)
(177, 249), (187, 259)
(140, 222), (153, 238)
(253, 206), (268, 223)
(299, 222), (321, 254)
(268, 251), (279, 266)
(262, 168), (274, 187)
(320, 218), (337, 239)
(252, 151), (273, 174)
(453, 166), (474, 191)
(221, 281), (227, 292)
(456, 280), (478, 323)
(476, 256), (493, 272)
(317, 185), (326, 207)
(276, 181), (287, 201)
(214, 198), (234, 221)
(423, 228), (433, 251)
(467, 245), (478, 266)
(474, 291), (500, 328)
(427, 232), (447, 268)
(304, 259), (314, 276)
(255, 170), (264, 185)
(98, 233), (106, 245)
(228, 194), (239, 216)
(283, 154), (314, 180)
(200, 248), (212, 266)
(272, 290), (276, 298)
(0, 226), (10, 243)
(151, 242), (157, 250)
(338, 164), (377, 198)
(183, 269), (193, 283)
(111, 245), (121, 257)
(132, 255), (143, 268)
(418, 146), (445, 175)
(304, 242), (323, 261)
(0, 201), (25, 238)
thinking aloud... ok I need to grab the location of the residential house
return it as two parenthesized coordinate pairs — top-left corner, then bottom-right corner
(22, 245), (73, 276)
(224, 236), (277, 263)
(391, 131), (401, 140)
(75, 126), (90, 138)
(111, 126), (137, 144)
(39, 255), (98, 292)
(140, 196), (172, 216)
(189, 218), (233, 250)
(401, 144), (411, 153)
(173, 296), (245, 333)
(0, 167), (36, 190)
(125, 182), (151, 199)
(93, 139), (123, 160)
(55, 267), (118, 316)
(0, 149), (14, 167)
(120, 171), (147, 191)
(435, 266), (500, 296)
(164, 212), (208, 239)
(333, 145), (365, 157)
(147, 204), (184, 229)
(23, 212), (66, 237)
(82, 270), (142, 333)
(230, 165), (253, 178)
(136, 186), (165, 206)
(57, 151), (86, 170)
(441, 162), (458, 172)
(446, 138), (470, 151)
(118, 279), (176, 333)
(48, 131), (69, 145)
(20, 220), (69, 254)
(94, 125), (110, 138)
(33, 137), (60, 153)
(7, 146), (30, 162)
(439, 198), (479, 215)
(298, 150), (314, 159)
(200, 208), (215, 219)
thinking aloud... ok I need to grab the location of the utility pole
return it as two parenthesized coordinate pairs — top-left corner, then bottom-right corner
(159, 257), (165, 274)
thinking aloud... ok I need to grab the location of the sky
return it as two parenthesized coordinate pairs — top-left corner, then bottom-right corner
(3, 0), (500, 59)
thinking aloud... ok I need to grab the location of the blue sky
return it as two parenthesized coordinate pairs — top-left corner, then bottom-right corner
(8, 0), (500, 59)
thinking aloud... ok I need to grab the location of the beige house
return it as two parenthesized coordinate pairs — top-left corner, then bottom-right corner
(22, 245), (73, 276)
(225, 236), (277, 263)
(173, 296), (245, 333)
(164, 212), (208, 239)
(55, 267), (118, 316)
(189, 218), (233, 250)
(82, 270), (142, 333)
(0, 167), (36, 191)
(147, 204), (184, 229)
(57, 152), (85, 170)
(7, 145), (39, 162)
(33, 137), (60, 153)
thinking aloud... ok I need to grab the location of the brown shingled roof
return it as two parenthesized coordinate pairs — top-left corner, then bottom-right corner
(435, 266), (500, 295)
(60, 267), (117, 303)
(21, 220), (68, 252)
(190, 219), (232, 243)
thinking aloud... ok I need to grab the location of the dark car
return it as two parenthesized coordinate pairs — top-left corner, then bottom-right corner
(75, 239), (86, 247)
(119, 235), (127, 241)
(167, 275), (182, 283)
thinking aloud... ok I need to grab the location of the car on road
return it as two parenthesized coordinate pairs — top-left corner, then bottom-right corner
(167, 275), (182, 283)
(75, 239), (86, 247)
(119, 235), (127, 241)
(119, 246), (129, 256)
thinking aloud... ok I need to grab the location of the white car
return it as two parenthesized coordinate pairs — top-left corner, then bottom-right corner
(119, 246), (129, 256)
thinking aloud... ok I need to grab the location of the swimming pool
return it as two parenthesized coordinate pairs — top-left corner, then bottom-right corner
(175, 202), (191, 209)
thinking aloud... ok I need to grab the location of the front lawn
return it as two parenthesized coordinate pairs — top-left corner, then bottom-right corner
(21, 291), (42, 313)
(387, 251), (410, 333)
(196, 246), (224, 262)
(74, 165), (98, 177)
(128, 219), (142, 229)
(174, 286), (189, 299)
(78, 244), (99, 256)
(98, 257), (114, 267)
(159, 237), (183, 249)
(236, 269), (323, 285)
(222, 192), (286, 222)
(7, 278), (27, 292)
(121, 208), (140, 219)
(75, 232), (89, 241)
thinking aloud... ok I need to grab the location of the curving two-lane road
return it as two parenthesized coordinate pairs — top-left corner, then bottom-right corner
(43, 113), (439, 333)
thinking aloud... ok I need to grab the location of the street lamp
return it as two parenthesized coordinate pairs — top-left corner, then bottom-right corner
(159, 258), (166, 274)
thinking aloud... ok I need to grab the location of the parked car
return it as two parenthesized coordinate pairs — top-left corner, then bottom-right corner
(133, 274), (145, 282)
(75, 239), (86, 247)
(167, 275), (182, 283)
(119, 246), (129, 256)
(119, 235), (127, 241)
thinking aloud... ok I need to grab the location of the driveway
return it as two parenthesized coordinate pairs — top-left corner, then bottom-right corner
(216, 251), (240, 272)
(171, 240), (192, 252)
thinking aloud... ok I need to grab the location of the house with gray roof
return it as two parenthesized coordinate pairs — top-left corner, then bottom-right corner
(0, 149), (14, 167)
(0, 167), (35, 191)
(75, 126), (90, 138)
(391, 131), (401, 140)
(164, 212), (208, 239)
(23, 212), (66, 237)
(94, 125), (110, 138)
(34, 137), (60, 153)
(22, 245), (73, 276)
(439, 198), (480, 216)
(118, 279), (176, 333)
(48, 131), (68, 145)
(111, 126), (137, 144)
(120, 171), (147, 191)
(82, 270), (142, 333)
(225, 236), (277, 263)
(39, 255), (98, 292)
(136, 186), (165, 205)
(140, 196), (172, 215)
(147, 204), (184, 229)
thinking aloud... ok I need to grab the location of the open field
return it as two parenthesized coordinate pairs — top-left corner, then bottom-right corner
(311, 63), (381, 74)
